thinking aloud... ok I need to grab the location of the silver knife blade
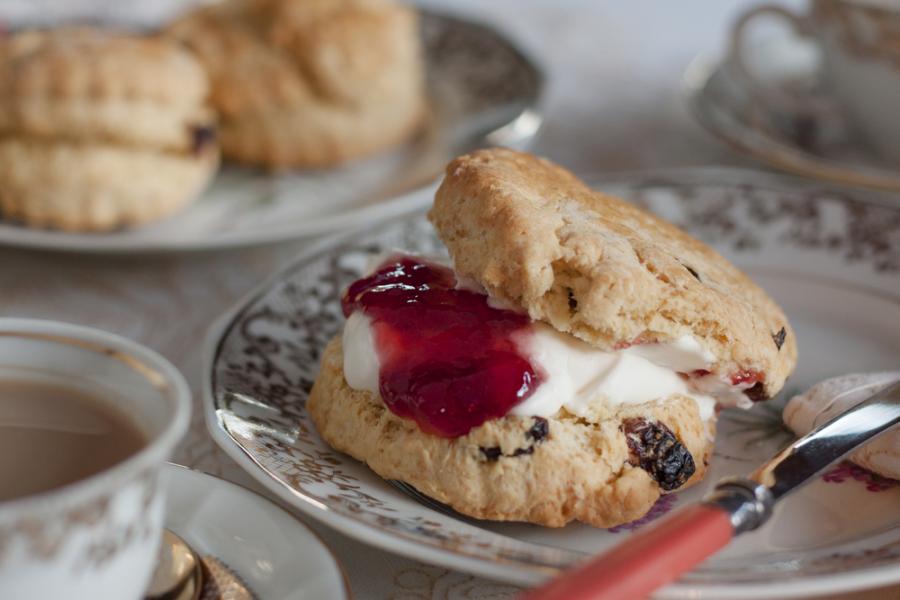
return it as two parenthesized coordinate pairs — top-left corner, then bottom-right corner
(704, 378), (900, 534)
(751, 378), (900, 500)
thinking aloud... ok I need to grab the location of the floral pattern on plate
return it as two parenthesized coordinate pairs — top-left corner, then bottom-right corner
(822, 462), (898, 493)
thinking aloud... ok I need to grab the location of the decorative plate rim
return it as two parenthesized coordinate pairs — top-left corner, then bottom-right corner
(0, 185), (435, 255)
(202, 166), (900, 598)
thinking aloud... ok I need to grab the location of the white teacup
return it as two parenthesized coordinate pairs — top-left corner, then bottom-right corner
(0, 319), (190, 599)
(731, 0), (900, 161)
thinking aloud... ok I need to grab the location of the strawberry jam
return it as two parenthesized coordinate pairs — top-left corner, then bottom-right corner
(342, 257), (541, 437)
(730, 370), (762, 387)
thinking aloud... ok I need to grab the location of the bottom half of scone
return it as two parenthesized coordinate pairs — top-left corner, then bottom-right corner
(308, 336), (714, 528)
(0, 136), (219, 232)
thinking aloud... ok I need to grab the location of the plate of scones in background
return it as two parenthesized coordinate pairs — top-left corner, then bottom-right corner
(0, 0), (542, 253)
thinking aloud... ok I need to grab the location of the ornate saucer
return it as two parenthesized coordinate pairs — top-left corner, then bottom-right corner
(685, 36), (900, 192)
(162, 464), (350, 599)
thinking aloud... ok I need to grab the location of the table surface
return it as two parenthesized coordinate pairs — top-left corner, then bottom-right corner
(2, 0), (895, 598)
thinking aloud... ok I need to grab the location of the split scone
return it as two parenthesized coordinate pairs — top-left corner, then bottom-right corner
(309, 149), (798, 528)
(0, 28), (218, 232)
(166, 0), (426, 170)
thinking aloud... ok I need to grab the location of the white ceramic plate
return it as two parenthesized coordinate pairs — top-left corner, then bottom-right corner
(0, 11), (542, 254)
(684, 36), (900, 192)
(202, 167), (900, 599)
(163, 463), (350, 599)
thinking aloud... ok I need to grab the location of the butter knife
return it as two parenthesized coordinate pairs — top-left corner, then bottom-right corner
(522, 379), (900, 600)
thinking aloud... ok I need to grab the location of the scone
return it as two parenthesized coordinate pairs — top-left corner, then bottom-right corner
(785, 372), (900, 481)
(309, 149), (798, 528)
(166, 0), (426, 169)
(0, 28), (218, 232)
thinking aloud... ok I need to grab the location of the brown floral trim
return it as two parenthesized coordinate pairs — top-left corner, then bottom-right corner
(389, 565), (521, 599)
(624, 177), (900, 273)
(0, 467), (159, 570)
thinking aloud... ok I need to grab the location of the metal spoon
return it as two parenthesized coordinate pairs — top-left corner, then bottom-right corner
(145, 529), (257, 600)
(145, 529), (202, 600)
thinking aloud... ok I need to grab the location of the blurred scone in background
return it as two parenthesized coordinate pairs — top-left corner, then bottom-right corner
(0, 27), (218, 231)
(167, 0), (427, 170)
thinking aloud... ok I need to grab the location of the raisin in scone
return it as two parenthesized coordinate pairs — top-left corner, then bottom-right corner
(309, 149), (797, 528)
(0, 28), (218, 231)
(166, 0), (426, 169)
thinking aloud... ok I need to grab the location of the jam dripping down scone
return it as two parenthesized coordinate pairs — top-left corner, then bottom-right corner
(166, 0), (426, 170)
(0, 28), (218, 231)
(308, 149), (797, 528)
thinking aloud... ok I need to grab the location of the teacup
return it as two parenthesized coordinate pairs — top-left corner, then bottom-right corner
(730, 0), (900, 161)
(0, 319), (190, 599)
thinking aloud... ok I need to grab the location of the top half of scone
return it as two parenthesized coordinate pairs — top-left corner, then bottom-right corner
(165, 0), (426, 168)
(428, 148), (797, 406)
(165, 0), (425, 122)
(0, 27), (217, 156)
(335, 149), (796, 444)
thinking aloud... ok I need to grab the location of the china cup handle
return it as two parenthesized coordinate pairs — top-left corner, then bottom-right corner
(728, 5), (821, 116)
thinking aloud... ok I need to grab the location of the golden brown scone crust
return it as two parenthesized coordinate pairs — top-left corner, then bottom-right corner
(429, 149), (797, 400)
(0, 28), (213, 151)
(309, 336), (713, 528)
(0, 138), (217, 231)
(0, 27), (219, 231)
(166, 0), (426, 169)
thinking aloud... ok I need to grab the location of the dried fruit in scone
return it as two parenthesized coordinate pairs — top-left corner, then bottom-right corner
(0, 27), (218, 232)
(310, 336), (713, 528)
(785, 372), (900, 481)
(166, 0), (426, 169)
(308, 149), (797, 528)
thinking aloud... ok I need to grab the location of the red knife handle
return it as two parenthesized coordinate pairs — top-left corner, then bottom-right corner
(520, 503), (733, 600)
(521, 478), (774, 600)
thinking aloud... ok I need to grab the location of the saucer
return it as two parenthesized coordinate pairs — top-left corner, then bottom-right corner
(162, 463), (350, 599)
(684, 36), (900, 192)
(203, 167), (900, 599)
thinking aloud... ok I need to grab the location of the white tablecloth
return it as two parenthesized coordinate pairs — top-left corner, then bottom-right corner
(1, 0), (893, 597)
